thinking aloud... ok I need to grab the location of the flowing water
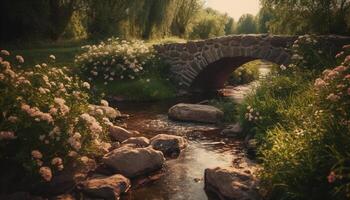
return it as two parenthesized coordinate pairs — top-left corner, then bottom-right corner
(116, 100), (249, 200)
(116, 62), (271, 200)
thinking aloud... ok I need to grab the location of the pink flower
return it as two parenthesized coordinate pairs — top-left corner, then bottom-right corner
(336, 51), (344, 58)
(39, 166), (52, 182)
(327, 171), (336, 183)
(314, 78), (327, 89)
(31, 150), (43, 159)
(0, 131), (16, 140)
(326, 93), (340, 102)
(334, 66), (348, 72)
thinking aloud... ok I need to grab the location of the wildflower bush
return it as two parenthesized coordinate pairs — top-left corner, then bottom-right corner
(75, 38), (176, 101)
(75, 38), (154, 84)
(238, 37), (350, 199)
(227, 60), (260, 86)
(0, 50), (112, 183)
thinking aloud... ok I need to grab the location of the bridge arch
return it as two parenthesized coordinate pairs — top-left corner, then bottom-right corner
(154, 34), (350, 90)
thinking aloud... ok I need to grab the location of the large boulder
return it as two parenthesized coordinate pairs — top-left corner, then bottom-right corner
(102, 147), (165, 178)
(89, 105), (121, 120)
(109, 125), (133, 142)
(168, 103), (224, 123)
(81, 174), (130, 199)
(204, 167), (259, 200)
(150, 134), (188, 157)
(122, 137), (150, 148)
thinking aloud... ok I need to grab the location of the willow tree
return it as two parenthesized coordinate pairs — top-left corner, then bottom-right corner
(171, 0), (202, 37)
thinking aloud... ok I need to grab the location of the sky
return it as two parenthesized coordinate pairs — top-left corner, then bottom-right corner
(204, 0), (261, 20)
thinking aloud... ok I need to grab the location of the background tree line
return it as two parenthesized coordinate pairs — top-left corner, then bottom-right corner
(1, 0), (349, 43)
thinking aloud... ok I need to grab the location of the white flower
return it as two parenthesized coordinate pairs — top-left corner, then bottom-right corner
(100, 100), (109, 107)
(49, 55), (56, 60)
(280, 64), (287, 70)
(0, 131), (16, 140)
(82, 82), (90, 89)
(1, 50), (10, 56)
(16, 55), (24, 63)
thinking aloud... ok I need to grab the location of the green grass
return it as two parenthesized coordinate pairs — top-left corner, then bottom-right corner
(11, 46), (82, 67)
(93, 74), (176, 101)
(208, 98), (238, 123)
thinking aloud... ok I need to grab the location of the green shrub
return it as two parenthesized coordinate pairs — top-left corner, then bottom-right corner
(227, 61), (260, 85)
(0, 51), (111, 183)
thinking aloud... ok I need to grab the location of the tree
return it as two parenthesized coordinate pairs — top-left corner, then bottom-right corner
(256, 7), (273, 33)
(189, 8), (228, 39)
(260, 0), (350, 35)
(236, 14), (257, 34)
(225, 17), (235, 35)
(171, 0), (202, 37)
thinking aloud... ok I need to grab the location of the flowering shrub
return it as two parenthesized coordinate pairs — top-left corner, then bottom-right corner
(75, 38), (154, 85)
(253, 45), (350, 199)
(0, 51), (112, 183)
(290, 34), (335, 72)
(313, 45), (350, 198)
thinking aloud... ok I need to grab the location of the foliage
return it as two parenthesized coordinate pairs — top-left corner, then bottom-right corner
(76, 38), (154, 83)
(0, 51), (112, 183)
(236, 14), (257, 34)
(238, 35), (350, 199)
(189, 8), (228, 39)
(227, 60), (260, 85)
(260, 0), (350, 35)
(209, 98), (238, 123)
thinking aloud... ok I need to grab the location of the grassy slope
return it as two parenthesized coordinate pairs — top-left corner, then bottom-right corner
(5, 38), (179, 101)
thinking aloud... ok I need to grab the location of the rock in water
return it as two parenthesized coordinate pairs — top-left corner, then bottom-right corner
(150, 134), (188, 157)
(122, 137), (150, 148)
(221, 123), (243, 137)
(168, 103), (224, 123)
(204, 167), (259, 200)
(102, 146), (165, 178)
(81, 174), (130, 199)
(109, 126), (133, 142)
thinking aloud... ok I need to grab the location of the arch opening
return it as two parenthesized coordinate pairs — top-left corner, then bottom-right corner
(190, 57), (258, 92)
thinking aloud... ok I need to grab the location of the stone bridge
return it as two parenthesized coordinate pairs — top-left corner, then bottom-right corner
(154, 34), (350, 90)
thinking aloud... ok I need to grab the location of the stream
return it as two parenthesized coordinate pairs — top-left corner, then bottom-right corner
(115, 62), (271, 200)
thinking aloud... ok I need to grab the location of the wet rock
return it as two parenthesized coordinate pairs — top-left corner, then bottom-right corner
(89, 105), (121, 119)
(108, 142), (121, 151)
(221, 123), (243, 137)
(122, 137), (150, 148)
(80, 174), (130, 200)
(204, 167), (259, 200)
(102, 146), (165, 178)
(150, 134), (188, 157)
(168, 103), (224, 123)
(109, 125), (133, 142)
